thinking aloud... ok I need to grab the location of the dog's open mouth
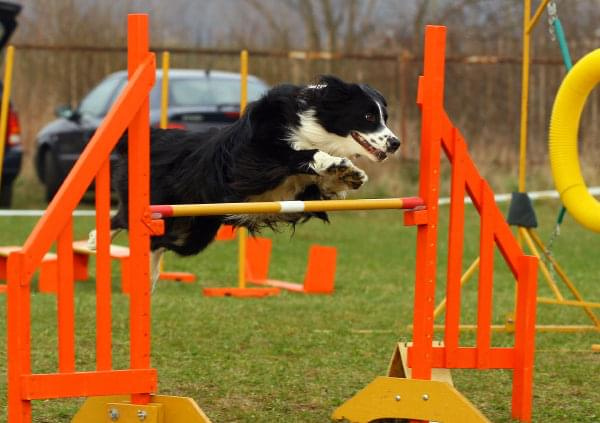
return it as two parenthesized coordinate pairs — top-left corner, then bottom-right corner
(350, 131), (387, 161)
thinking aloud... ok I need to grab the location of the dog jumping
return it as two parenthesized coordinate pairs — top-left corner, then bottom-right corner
(90, 75), (401, 284)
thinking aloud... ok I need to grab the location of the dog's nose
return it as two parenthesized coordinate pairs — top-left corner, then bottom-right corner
(386, 137), (401, 153)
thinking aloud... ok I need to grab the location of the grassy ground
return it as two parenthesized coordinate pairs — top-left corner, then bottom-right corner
(0, 199), (599, 422)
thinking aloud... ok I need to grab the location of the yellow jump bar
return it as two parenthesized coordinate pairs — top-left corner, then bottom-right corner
(150, 197), (425, 218)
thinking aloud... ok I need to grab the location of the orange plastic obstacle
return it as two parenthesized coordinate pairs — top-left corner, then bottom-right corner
(332, 26), (538, 423)
(215, 224), (236, 241)
(1, 246), (58, 293)
(201, 286), (280, 298)
(72, 240), (195, 294)
(245, 237), (337, 294)
(6, 14), (209, 422)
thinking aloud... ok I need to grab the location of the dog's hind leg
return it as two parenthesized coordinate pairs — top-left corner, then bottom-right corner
(87, 228), (123, 251)
(87, 208), (128, 251)
(150, 247), (166, 293)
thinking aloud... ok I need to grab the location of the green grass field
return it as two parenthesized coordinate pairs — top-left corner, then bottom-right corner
(0, 200), (599, 422)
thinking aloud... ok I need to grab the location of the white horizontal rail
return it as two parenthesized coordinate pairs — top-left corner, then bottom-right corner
(1, 187), (599, 217)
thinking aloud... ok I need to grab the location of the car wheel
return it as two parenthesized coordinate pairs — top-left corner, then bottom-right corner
(0, 180), (12, 208)
(43, 150), (62, 202)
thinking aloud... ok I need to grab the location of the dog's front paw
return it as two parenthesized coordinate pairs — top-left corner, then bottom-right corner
(324, 158), (368, 190)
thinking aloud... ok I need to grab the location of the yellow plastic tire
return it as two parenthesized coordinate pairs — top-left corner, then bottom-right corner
(549, 48), (600, 233)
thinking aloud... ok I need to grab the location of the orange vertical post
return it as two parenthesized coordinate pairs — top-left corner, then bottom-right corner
(411, 25), (446, 381)
(444, 128), (466, 367)
(95, 158), (112, 370)
(57, 218), (75, 373)
(7, 251), (31, 422)
(512, 255), (538, 421)
(127, 14), (152, 405)
(476, 182), (495, 369)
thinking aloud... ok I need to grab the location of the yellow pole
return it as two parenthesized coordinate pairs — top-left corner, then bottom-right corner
(0, 45), (15, 189)
(153, 197), (422, 217)
(518, 0), (551, 191)
(433, 257), (480, 319)
(518, 227), (564, 300)
(527, 0), (552, 34)
(160, 51), (170, 129)
(514, 0), (551, 321)
(238, 50), (249, 289)
(158, 51), (169, 274)
(518, 0), (532, 193)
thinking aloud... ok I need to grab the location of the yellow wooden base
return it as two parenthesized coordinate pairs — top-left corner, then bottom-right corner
(331, 376), (490, 422)
(72, 395), (212, 422)
(332, 342), (487, 422)
(387, 342), (453, 385)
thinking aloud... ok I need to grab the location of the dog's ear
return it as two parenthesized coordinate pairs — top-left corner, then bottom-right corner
(316, 75), (353, 102)
(318, 75), (347, 89)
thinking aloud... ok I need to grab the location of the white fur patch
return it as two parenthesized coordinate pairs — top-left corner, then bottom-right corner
(310, 151), (345, 175)
(289, 109), (367, 158)
(354, 126), (397, 153)
(289, 108), (398, 162)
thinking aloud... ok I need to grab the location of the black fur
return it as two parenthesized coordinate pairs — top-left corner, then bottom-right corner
(111, 75), (399, 256)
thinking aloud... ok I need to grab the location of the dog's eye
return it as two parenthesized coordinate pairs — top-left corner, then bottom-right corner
(365, 113), (377, 122)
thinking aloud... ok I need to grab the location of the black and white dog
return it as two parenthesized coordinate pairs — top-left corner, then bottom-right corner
(91, 75), (401, 282)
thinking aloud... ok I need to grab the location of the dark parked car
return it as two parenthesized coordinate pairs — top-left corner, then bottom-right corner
(35, 69), (269, 201)
(0, 1), (22, 207)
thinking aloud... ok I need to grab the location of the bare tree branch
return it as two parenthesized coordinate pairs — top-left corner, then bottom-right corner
(245, 0), (292, 49)
(292, 0), (322, 51)
(320, 0), (339, 51)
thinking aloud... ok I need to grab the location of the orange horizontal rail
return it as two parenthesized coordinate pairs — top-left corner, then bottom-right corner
(21, 369), (157, 400)
(150, 197), (425, 218)
(426, 347), (515, 369)
(20, 54), (155, 280)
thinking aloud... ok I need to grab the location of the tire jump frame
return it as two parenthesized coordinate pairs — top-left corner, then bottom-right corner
(5, 19), (538, 423)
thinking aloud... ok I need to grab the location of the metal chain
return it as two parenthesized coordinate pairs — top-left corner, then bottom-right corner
(543, 222), (560, 280)
(547, 0), (558, 40)
(543, 0), (566, 281)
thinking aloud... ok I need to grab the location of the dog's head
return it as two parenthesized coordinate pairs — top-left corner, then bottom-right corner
(292, 75), (401, 162)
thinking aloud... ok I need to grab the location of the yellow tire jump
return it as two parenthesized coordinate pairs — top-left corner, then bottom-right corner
(549, 48), (600, 233)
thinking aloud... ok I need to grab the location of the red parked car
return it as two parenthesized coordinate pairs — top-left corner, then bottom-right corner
(0, 1), (21, 207)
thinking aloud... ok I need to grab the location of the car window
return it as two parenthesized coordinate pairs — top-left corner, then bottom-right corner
(156, 77), (267, 108)
(79, 76), (124, 118)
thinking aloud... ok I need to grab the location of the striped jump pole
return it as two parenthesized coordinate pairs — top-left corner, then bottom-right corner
(152, 197), (425, 298)
(150, 197), (426, 218)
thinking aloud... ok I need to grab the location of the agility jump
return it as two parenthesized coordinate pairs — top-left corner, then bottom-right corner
(5, 17), (538, 423)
